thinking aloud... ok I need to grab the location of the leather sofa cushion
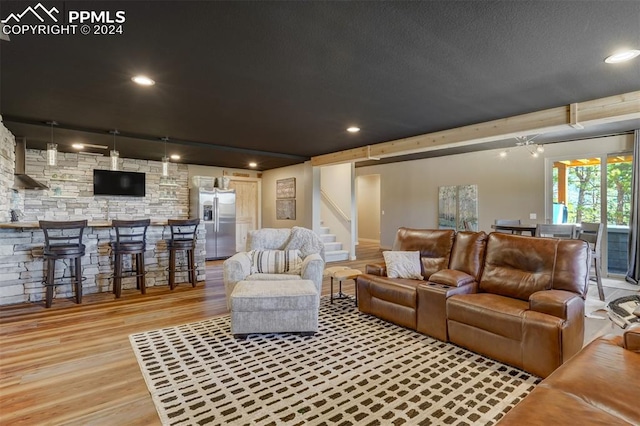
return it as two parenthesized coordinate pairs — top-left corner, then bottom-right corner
(624, 324), (640, 352)
(393, 227), (455, 280)
(497, 386), (630, 425)
(448, 231), (487, 279)
(480, 233), (555, 300)
(428, 269), (475, 287)
(552, 239), (589, 297)
(358, 274), (421, 308)
(447, 293), (528, 340)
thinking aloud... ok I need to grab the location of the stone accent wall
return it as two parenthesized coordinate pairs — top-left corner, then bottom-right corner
(22, 149), (189, 221)
(0, 116), (16, 223)
(0, 224), (206, 305)
(0, 146), (208, 306)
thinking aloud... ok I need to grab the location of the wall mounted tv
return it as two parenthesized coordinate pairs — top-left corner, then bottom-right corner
(93, 169), (146, 197)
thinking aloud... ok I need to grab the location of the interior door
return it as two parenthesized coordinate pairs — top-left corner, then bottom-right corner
(229, 179), (259, 251)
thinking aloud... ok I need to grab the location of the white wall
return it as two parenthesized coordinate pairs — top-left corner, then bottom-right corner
(261, 162), (312, 228)
(356, 134), (633, 248)
(357, 174), (380, 242)
(320, 163), (353, 256)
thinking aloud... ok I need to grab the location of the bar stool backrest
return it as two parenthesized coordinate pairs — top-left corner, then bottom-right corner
(168, 218), (200, 242)
(112, 219), (150, 253)
(39, 220), (87, 257)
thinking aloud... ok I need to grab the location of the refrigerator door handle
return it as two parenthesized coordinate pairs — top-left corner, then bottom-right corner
(214, 197), (219, 232)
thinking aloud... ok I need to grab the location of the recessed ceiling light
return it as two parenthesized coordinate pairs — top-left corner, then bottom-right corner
(170, 154), (180, 160)
(604, 49), (640, 64)
(131, 75), (155, 86)
(72, 143), (84, 149)
(248, 162), (257, 168)
(347, 126), (360, 133)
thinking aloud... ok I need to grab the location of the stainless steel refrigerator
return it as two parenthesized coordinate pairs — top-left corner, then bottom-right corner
(190, 188), (236, 260)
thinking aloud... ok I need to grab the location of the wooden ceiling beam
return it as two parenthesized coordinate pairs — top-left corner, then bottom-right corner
(311, 90), (640, 167)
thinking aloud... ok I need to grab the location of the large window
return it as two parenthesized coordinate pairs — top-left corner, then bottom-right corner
(550, 153), (632, 275)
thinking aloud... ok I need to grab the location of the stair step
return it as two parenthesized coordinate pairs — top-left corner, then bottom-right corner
(323, 241), (342, 251)
(320, 234), (336, 243)
(325, 250), (349, 263)
(318, 227), (330, 235)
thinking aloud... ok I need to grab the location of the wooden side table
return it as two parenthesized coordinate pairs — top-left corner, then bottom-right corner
(328, 268), (362, 305)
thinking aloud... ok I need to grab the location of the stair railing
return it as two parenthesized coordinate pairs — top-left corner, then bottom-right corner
(320, 189), (351, 224)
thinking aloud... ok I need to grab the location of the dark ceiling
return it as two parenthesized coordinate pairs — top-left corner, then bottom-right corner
(1, 1), (639, 170)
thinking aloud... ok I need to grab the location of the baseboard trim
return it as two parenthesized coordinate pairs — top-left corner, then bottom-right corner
(358, 238), (380, 244)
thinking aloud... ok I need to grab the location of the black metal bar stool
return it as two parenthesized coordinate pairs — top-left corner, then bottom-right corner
(39, 220), (87, 308)
(111, 219), (150, 298)
(167, 218), (200, 289)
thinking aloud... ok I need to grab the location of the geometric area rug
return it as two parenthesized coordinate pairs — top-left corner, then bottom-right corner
(129, 297), (540, 426)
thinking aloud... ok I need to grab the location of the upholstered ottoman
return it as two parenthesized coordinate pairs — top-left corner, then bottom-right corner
(230, 279), (320, 337)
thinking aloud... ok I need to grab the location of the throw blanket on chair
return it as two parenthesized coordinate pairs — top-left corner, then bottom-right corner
(285, 226), (326, 261)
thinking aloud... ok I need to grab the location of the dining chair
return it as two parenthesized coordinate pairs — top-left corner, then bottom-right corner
(535, 224), (577, 239)
(494, 219), (521, 234)
(578, 222), (604, 301)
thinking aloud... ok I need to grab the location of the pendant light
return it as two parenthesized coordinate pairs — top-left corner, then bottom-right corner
(109, 130), (120, 171)
(161, 137), (170, 177)
(46, 121), (58, 166)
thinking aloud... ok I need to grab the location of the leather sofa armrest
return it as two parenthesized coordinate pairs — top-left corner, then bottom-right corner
(428, 269), (475, 287)
(623, 323), (640, 352)
(366, 262), (387, 276)
(529, 290), (583, 320)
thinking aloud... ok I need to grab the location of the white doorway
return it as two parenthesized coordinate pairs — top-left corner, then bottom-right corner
(356, 174), (381, 244)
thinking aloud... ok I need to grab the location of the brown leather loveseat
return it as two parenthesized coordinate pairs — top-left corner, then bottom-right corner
(357, 228), (590, 377)
(497, 324), (640, 425)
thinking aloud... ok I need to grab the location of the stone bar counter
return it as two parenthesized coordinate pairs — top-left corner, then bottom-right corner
(0, 221), (205, 306)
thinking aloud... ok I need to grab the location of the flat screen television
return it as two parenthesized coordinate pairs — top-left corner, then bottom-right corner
(93, 169), (146, 197)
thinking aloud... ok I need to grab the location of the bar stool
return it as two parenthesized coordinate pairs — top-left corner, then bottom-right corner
(111, 219), (150, 298)
(167, 219), (200, 289)
(39, 220), (87, 308)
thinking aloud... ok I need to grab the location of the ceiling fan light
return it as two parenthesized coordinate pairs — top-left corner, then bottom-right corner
(604, 49), (640, 64)
(536, 145), (545, 153)
(132, 75), (155, 86)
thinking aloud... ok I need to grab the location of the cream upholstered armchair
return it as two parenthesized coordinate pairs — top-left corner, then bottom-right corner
(223, 227), (325, 307)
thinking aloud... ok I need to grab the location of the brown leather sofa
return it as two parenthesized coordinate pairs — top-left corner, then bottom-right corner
(357, 228), (590, 378)
(497, 324), (640, 425)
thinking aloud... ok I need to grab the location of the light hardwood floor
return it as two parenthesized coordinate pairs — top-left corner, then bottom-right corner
(0, 241), (634, 424)
(0, 242), (384, 425)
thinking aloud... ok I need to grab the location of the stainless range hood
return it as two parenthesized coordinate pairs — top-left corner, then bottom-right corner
(14, 138), (48, 190)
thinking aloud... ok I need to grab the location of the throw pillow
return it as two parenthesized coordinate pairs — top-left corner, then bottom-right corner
(249, 250), (303, 274)
(383, 251), (423, 279)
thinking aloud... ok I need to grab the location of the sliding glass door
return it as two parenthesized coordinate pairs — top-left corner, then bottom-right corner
(549, 153), (633, 275)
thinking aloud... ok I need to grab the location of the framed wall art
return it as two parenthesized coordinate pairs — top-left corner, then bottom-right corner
(276, 199), (296, 220)
(438, 184), (478, 231)
(276, 177), (296, 199)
